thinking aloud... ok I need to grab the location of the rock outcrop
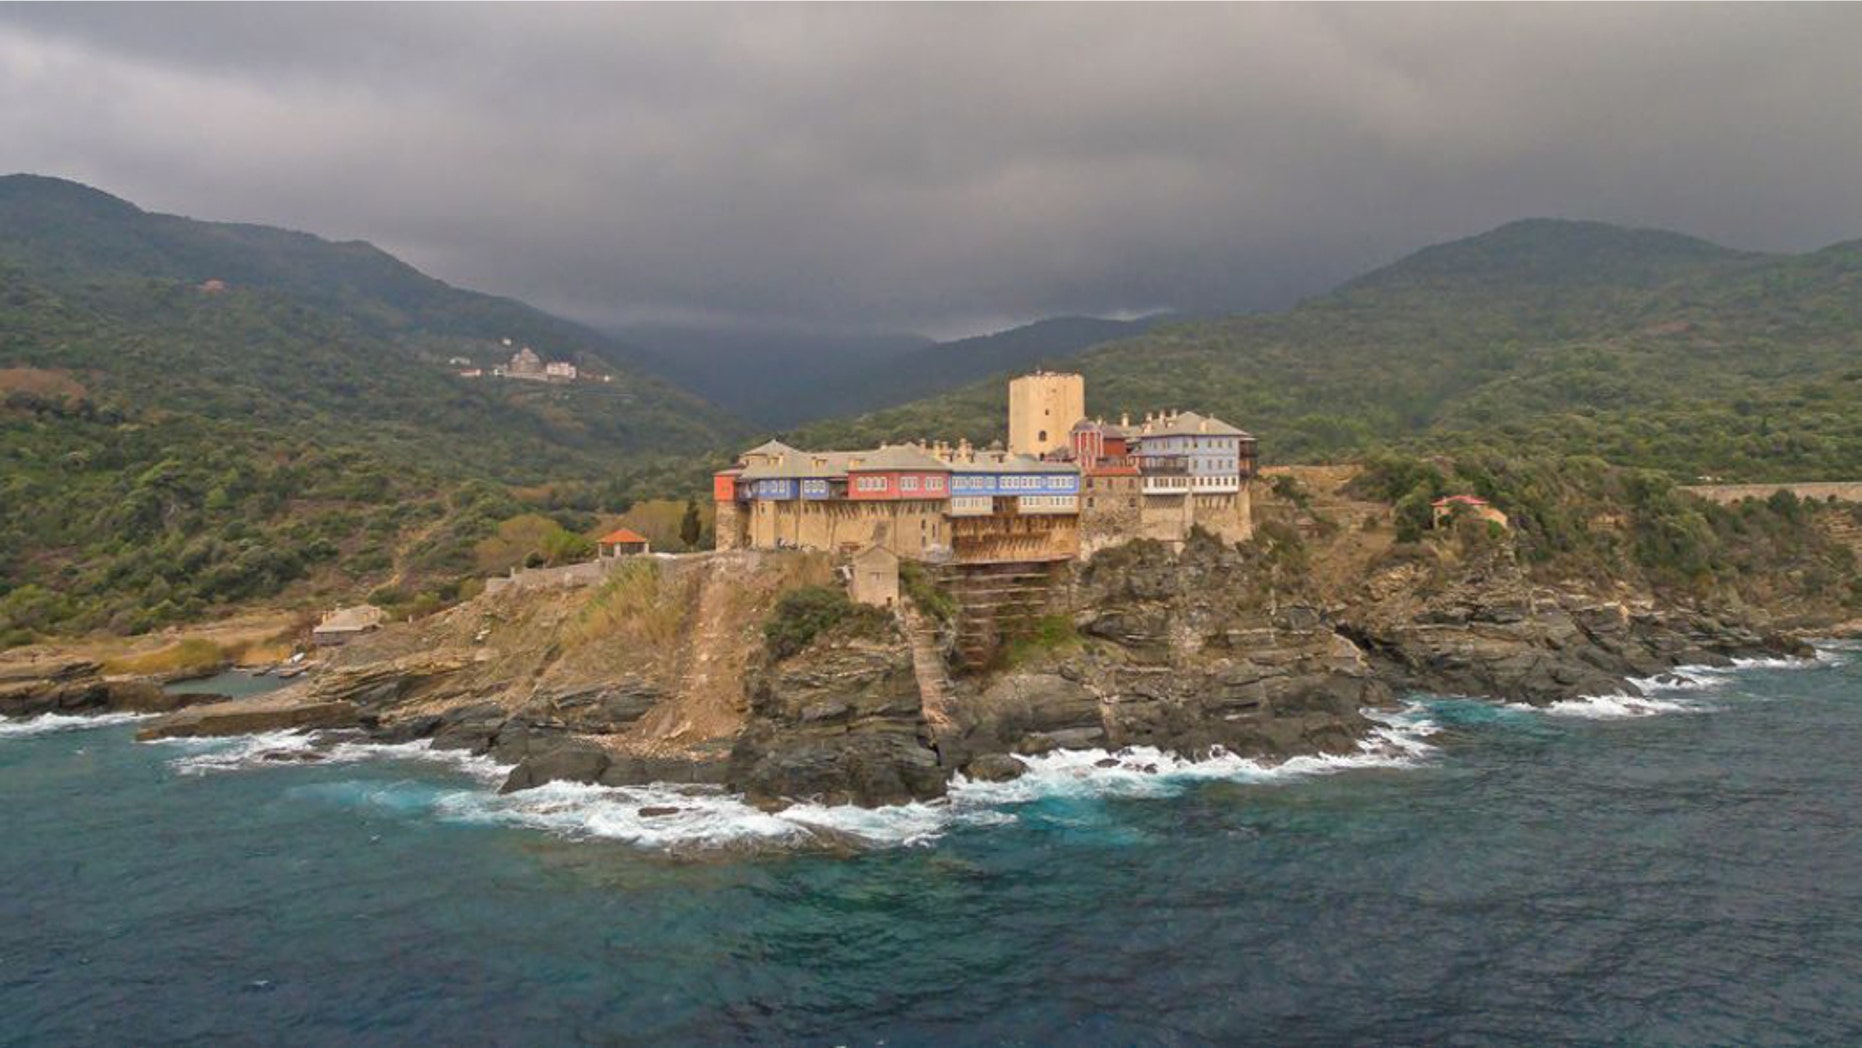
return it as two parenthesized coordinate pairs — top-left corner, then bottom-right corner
(0, 657), (213, 717)
(136, 691), (361, 740)
(1340, 546), (1810, 705)
(936, 536), (1390, 769)
(728, 639), (946, 808)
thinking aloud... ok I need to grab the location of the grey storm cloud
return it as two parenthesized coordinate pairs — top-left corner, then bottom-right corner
(3, 2), (1861, 337)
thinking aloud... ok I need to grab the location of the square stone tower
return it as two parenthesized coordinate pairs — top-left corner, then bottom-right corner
(1008, 371), (1086, 457)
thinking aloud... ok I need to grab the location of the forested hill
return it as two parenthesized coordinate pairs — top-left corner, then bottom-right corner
(0, 175), (741, 644)
(0, 174), (689, 383)
(795, 219), (1862, 482)
(620, 313), (1161, 427)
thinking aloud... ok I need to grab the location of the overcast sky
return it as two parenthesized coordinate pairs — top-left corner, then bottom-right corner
(4, 3), (1861, 338)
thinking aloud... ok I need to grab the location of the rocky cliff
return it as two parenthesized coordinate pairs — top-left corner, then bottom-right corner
(9, 470), (1837, 812)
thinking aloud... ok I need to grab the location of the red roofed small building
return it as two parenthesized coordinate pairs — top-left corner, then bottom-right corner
(597, 528), (651, 556)
(1432, 495), (1509, 530)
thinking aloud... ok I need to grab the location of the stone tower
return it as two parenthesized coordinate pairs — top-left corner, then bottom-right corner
(1007, 371), (1085, 457)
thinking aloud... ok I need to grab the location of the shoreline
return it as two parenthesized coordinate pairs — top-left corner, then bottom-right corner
(3, 647), (1843, 856)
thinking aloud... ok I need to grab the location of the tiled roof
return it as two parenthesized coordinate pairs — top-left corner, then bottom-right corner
(1133, 411), (1252, 439)
(952, 451), (1080, 475)
(1071, 418), (1131, 439)
(597, 528), (650, 545)
(740, 439), (799, 459)
(846, 444), (950, 473)
(736, 451), (857, 481)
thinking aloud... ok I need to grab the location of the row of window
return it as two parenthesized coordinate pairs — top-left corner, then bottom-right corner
(1142, 438), (1242, 451)
(951, 474), (1077, 492)
(852, 474), (950, 493)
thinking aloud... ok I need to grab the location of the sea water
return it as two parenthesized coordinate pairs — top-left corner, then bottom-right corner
(3, 653), (1861, 1046)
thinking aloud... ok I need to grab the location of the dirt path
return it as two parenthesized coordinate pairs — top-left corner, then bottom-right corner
(624, 555), (755, 755)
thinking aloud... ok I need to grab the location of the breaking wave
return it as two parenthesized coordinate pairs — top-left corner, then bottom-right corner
(1537, 692), (1703, 719)
(142, 712), (1437, 853)
(952, 718), (1436, 807)
(1526, 653), (1829, 719)
(158, 731), (509, 783)
(429, 719), (1434, 852)
(0, 711), (153, 739)
(433, 781), (993, 851)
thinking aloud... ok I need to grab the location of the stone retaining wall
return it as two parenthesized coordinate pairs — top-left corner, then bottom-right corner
(1681, 482), (1862, 506)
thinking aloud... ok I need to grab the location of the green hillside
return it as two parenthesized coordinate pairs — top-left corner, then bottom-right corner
(620, 314), (1160, 427)
(795, 220), (1862, 482)
(0, 176), (741, 644)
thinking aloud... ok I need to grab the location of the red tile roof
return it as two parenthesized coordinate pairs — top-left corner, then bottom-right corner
(597, 528), (649, 545)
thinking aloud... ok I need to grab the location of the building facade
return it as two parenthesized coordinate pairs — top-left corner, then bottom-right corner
(713, 373), (1254, 562)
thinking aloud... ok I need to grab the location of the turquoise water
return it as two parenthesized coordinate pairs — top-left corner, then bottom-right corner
(5, 653), (1862, 1046)
(162, 669), (297, 700)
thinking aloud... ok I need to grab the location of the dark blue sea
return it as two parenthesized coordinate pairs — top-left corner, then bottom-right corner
(4, 651), (1861, 1047)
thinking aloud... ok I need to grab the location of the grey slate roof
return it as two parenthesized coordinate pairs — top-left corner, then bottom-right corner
(952, 450), (1080, 475)
(740, 439), (799, 459)
(733, 443), (1080, 482)
(1132, 411), (1253, 440)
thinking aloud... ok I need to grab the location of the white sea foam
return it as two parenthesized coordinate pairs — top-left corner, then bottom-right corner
(1537, 692), (1701, 719)
(1625, 667), (1728, 694)
(1729, 655), (1818, 670)
(0, 711), (152, 739)
(141, 710), (1438, 852)
(420, 713), (1437, 852)
(159, 731), (510, 782)
(432, 780), (987, 851)
(952, 717), (1437, 807)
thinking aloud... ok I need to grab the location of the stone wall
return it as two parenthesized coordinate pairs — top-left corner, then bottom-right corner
(1080, 474), (1141, 556)
(484, 555), (636, 595)
(1682, 482), (1862, 505)
(713, 498), (746, 551)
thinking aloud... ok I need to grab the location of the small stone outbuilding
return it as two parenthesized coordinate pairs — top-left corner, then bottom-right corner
(849, 544), (900, 608)
(312, 604), (385, 647)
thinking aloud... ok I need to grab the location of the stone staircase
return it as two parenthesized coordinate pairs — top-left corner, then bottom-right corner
(898, 601), (954, 729)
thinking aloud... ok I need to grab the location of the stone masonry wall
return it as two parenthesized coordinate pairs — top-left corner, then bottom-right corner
(1682, 482), (1862, 506)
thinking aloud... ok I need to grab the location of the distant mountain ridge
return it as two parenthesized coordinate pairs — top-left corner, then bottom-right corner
(1340, 218), (1758, 294)
(0, 174), (681, 381)
(619, 313), (1164, 427)
(795, 217), (1862, 484)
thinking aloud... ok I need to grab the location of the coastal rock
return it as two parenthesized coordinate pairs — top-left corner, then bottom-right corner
(498, 735), (611, 793)
(729, 640), (946, 808)
(522, 679), (663, 732)
(428, 703), (508, 753)
(1342, 552), (1813, 706)
(961, 753), (1027, 782)
(136, 691), (360, 740)
(0, 661), (219, 719)
(303, 653), (473, 709)
(947, 535), (1389, 765)
(495, 728), (728, 793)
(367, 713), (444, 744)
